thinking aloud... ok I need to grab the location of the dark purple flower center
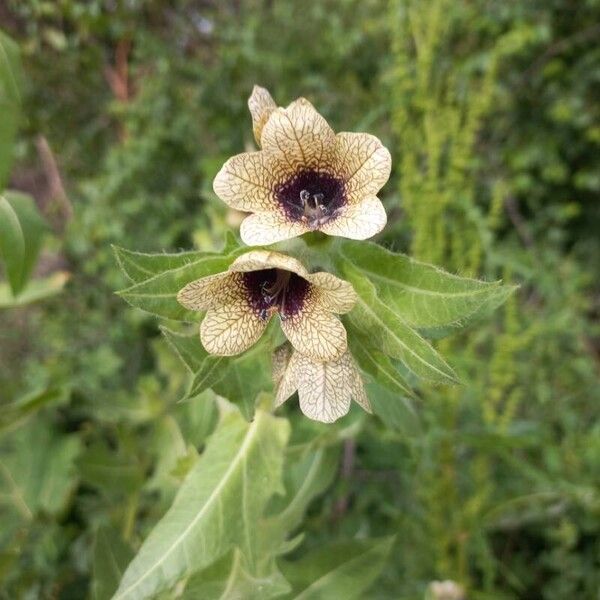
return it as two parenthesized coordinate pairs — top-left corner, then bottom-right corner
(275, 169), (345, 228)
(242, 269), (310, 320)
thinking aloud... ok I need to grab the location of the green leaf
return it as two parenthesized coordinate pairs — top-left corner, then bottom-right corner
(4, 192), (46, 287)
(77, 440), (144, 496)
(92, 526), (134, 600)
(161, 326), (218, 373)
(113, 233), (242, 284)
(174, 393), (218, 449)
(0, 271), (68, 308)
(113, 246), (217, 284)
(162, 327), (273, 418)
(221, 230), (242, 254)
(339, 240), (515, 328)
(0, 192), (48, 296)
(181, 447), (338, 600)
(117, 254), (237, 321)
(0, 386), (68, 434)
(211, 350), (272, 421)
(342, 264), (458, 384)
(281, 537), (395, 600)
(267, 447), (339, 536)
(181, 549), (290, 600)
(367, 383), (421, 437)
(0, 195), (24, 294)
(161, 327), (230, 398)
(0, 418), (80, 519)
(0, 31), (22, 189)
(346, 323), (415, 399)
(113, 409), (290, 600)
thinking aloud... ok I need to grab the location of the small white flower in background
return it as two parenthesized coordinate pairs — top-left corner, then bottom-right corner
(426, 580), (466, 600)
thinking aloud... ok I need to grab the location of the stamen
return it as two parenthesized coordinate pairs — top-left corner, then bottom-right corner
(276, 169), (345, 225)
(244, 268), (310, 321)
(260, 270), (292, 317)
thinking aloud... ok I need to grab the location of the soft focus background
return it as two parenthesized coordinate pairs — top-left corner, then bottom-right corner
(1, 1), (599, 598)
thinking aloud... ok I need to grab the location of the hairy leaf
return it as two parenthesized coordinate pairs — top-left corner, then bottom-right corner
(161, 326), (225, 374)
(162, 327), (272, 418)
(113, 409), (290, 600)
(211, 351), (272, 420)
(339, 240), (515, 328)
(346, 322), (415, 398)
(113, 233), (242, 284)
(117, 254), (236, 321)
(342, 264), (458, 384)
(113, 246), (217, 284)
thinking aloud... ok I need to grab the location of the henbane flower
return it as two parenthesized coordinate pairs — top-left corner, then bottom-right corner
(213, 85), (392, 246)
(273, 344), (371, 423)
(177, 250), (356, 361)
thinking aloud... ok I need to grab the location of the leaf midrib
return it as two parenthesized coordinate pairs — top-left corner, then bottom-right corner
(355, 296), (456, 382)
(350, 264), (499, 299)
(114, 414), (262, 600)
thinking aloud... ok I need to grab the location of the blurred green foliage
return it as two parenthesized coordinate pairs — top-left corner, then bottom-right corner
(1, 0), (599, 598)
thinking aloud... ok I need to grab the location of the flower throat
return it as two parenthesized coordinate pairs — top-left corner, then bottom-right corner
(276, 169), (345, 228)
(242, 269), (310, 320)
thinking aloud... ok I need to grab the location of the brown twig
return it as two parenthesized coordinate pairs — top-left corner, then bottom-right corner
(104, 38), (131, 103)
(34, 134), (73, 229)
(104, 38), (132, 141)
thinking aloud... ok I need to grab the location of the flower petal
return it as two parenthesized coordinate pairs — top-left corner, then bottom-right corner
(280, 293), (348, 361)
(229, 249), (310, 279)
(261, 98), (336, 177)
(177, 272), (233, 311)
(347, 353), (372, 413)
(272, 344), (292, 387)
(320, 195), (387, 240)
(240, 211), (310, 246)
(334, 132), (391, 203)
(273, 345), (298, 407)
(248, 85), (277, 146)
(307, 272), (357, 314)
(291, 352), (352, 423)
(213, 151), (277, 212)
(200, 296), (269, 356)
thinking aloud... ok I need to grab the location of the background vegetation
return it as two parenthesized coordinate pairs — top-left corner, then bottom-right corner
(1, 0), (599, 598)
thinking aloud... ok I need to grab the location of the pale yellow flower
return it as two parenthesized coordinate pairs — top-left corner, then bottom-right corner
(213, 85), (391, 246)
(273, 344), (371, 423)
(177, 250), (356, 362)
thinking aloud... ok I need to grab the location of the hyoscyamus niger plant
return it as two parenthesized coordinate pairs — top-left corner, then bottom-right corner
(110, 86), (514, 599)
